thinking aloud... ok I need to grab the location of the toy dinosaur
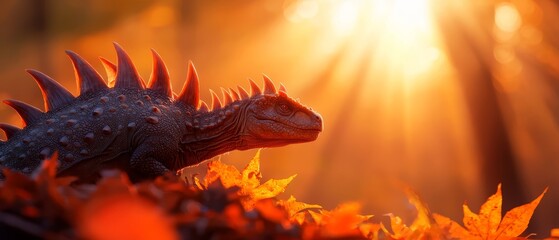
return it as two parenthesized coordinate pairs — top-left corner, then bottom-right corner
(0, 43), (322, 181)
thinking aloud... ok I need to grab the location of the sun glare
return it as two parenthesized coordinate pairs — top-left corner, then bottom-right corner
(303, 0), (442, 85)
(330, 0), (360, 34)
(391, 0), (432, 32)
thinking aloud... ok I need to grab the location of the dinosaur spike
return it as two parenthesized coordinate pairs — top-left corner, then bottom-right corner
(26, 69), (75, 111)
(147, 49), (172, 98)
(113, 42), (145, 89)
(65, 50), (108, 95)
(177, 61), (200, 107)
(0, 123), (20, 139)
(229, 88), (240, 101)
(262, 75), (276, 94)
(237, 85), (250, 100)
(210, 89), (222, 110)
(221, 88), (233, 105)
(3, 100), (43, 125)
(198, 101), (209, 112)
(249, 79), (261, 96)
(279, 83), (287, 93)
(278, 91), (288, 98)
(99, 57), (117, 87)
(278, 91), (289, 98)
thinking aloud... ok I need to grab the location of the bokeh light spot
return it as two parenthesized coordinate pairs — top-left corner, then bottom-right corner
(494, 46), (516, 64)
(284, 0), (319, 23)
(495, 3), (522, 33)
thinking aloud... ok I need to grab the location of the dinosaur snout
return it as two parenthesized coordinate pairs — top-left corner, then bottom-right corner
(291, 109), (323, 132)
(311, 111), (323, 132)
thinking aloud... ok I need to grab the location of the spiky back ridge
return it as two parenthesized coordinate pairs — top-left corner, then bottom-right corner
(0, 43), (291, 158)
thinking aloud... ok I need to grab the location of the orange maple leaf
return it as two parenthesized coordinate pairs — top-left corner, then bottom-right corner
(405, 187), (433, 232)
(381, 214), (412, 239)
(380, 187), (444, 239)
(434, 184), (547, 240)
(310, 202), (374, 238)
(277, 195), (322, 224)
(200, 150), (296, 207)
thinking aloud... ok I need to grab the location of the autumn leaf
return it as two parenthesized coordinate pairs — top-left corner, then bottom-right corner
(277, 195), (322, 224)
(433, 213), (471, 239)
(494, 187), (547, 238)
(381, 214), (412, 239)
(255, 198), (290, 225)
(241, 149), (262, 188)
(405, 187), (432, 232)
(203, 159), (242, 188)
(359, 222), (382, 240)
(459, 184), (503, 238)
(435, 184), (547, 240)
(314, 202), (374, 238)
(251, 175), (296, 199)
(380, 187), (445, 239)
(201, 149), (296, 207)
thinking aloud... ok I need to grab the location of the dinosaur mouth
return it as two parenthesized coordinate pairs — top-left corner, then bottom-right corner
(259, 118), (322, 132)
(297, 128), (322, 135)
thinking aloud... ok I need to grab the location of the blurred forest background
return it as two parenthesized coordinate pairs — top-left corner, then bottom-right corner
(1, 0), (558, 235)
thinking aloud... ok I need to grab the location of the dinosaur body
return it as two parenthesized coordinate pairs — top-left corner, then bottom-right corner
(0, 43), (322, 181)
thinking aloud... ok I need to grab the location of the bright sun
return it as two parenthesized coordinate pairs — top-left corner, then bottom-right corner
(329, 0), (432, 35)
(284, 0), (442, 85)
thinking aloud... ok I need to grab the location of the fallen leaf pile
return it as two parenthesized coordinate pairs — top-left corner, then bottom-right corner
(0, 151), (550, 239)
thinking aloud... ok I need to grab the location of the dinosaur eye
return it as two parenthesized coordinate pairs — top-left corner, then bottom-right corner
(276, 102), (293, 116)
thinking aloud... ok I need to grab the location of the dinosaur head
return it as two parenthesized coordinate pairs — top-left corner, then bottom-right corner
(239, 77), (323, 149)
(175, 65), (322, 163)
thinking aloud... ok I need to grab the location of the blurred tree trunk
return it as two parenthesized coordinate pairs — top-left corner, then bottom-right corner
(177, 0), (198, 60)
(30, 0), (50, 72)
(431, 1), (526, 209)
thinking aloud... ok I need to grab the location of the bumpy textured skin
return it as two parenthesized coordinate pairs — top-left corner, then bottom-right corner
(0, 44), (323, 182)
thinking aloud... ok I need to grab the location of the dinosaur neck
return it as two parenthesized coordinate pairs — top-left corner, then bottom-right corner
(179, 102), (248, 167)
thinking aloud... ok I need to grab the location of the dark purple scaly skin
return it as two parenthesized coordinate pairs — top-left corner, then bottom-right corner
(0, 43), (323, 182)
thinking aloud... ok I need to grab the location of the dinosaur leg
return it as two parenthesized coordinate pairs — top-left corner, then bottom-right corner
(129, 149), (171, 182)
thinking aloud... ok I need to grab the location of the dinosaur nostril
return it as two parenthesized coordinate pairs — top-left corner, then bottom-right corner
(312, 112), (321, 120)
(312, 113), (323, 126)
